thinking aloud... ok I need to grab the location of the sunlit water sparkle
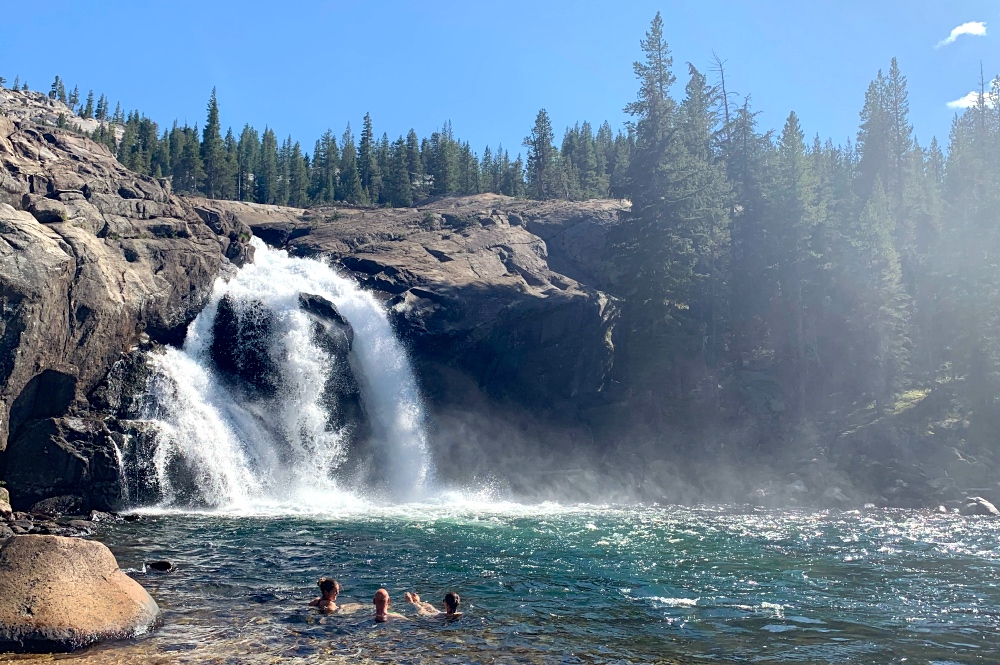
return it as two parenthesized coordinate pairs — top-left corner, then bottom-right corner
(3, 505), (999, 664)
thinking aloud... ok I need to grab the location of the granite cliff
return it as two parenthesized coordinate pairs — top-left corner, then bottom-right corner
(0, 91), (627, 509)
(0, 97), (252, 511)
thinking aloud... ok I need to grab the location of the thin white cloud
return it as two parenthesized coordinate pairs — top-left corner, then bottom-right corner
(936, 21), (987, 48)
(947, 91), (996, 109)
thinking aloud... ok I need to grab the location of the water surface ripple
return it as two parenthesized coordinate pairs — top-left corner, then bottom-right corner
(3, 505), (999, 664)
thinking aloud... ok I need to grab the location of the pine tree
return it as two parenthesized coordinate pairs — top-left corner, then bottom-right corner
(235, 125), (260, 202)
(288, 141), (309, 207)
(772, 111), (822, 413)
(501, 151), (526, 197)
(337, 124), (365, 204)
(846, 181), (910, 412)
(524, 109), (560, 199)
(608, 131), (633, 199)
(724, 98), (776, 360)
(385, 136), (413, 207)
(151, 128), (171, 178)
(96, 94), (108, 121)
(376, 133), (391, 204)
(358, 113), (382, 204)
(429, 122), (459, 196)
(560, 124), (583, 200)
(576, 121), (600, 198)
(480, 146), (495, 193)
(172, 124), (205, 193)
(309, 129), (339, 204)
(201, 88), (227, 199)
(82, 91), (94, 119)
(277, 136), (292, 206)
(221, 128), (238, 200)
(457, 141), (479, 195)
(68, 85), (79, 107)
(595, 121), (615, 195)
(405, 129), (425, 199)
(610, 15), (735, 395)
(257, 127), (280, 204)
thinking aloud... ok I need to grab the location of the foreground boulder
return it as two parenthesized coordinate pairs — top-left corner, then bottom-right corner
(0, 535), (160, 652)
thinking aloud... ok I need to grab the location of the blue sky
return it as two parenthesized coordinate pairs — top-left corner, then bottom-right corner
(2, 1), (997, 155)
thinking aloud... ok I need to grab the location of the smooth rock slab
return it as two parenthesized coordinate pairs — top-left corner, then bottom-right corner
(0, 535), (160, 652)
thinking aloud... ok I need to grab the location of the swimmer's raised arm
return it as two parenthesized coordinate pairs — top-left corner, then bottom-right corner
(404, 591), (441, 615)
(404, 591), (463, 619)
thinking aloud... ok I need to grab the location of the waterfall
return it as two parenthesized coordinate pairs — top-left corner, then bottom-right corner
(137, 238), (432, 511)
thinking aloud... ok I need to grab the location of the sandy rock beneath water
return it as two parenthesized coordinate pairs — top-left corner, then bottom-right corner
(0, 535), (160, 652)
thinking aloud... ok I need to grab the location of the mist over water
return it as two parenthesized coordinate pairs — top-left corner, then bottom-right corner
(56, 244), (1000, 665)
(138, 239), (432, 512)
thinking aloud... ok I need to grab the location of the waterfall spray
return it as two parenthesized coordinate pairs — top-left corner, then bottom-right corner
(138, 238), (432, 511)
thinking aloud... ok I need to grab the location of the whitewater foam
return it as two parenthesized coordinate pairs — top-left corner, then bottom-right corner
(137, 239), (432, 510)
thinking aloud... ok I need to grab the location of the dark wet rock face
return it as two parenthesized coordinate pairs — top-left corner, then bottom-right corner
(237, 194), (626, 486)
(247, 195), (624, 425)
(298, 293), (367, 445)
(210, 295), (281, 398)
(5, 417), (125, 512)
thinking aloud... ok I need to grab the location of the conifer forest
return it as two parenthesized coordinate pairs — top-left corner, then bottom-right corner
(7, 11), (1000, 476)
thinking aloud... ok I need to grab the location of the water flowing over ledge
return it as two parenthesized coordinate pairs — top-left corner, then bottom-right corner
(137, 238), (432, 512)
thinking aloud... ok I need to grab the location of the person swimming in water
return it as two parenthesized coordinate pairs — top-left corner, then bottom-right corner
(373, 588), (409, 622)
(404, 591), (463, 619)
(309, 577), (341, 613)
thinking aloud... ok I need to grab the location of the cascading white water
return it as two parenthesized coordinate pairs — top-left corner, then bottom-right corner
(139, 238), (432, 511)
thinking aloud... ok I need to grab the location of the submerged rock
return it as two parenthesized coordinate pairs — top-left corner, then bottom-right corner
(960, 496), (1000, 517)
(0, 535), (160, 652)
(145, 560), (176, 573)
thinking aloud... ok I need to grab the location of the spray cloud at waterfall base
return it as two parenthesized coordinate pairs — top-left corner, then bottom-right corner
(132, 238), (433, 513)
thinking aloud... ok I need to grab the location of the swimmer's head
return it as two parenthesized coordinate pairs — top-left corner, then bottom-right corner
(318, 578), (340, 597)
(373, 588), (390, 620)
(444, 591), (460, 614)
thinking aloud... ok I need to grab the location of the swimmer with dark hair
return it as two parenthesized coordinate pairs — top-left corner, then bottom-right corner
(373, 588), (410, 622)
(404, 591), (463, 619)
(310, 577), (341, 613)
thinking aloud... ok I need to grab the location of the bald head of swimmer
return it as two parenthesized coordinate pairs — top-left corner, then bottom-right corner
(373, 588), (390, 622)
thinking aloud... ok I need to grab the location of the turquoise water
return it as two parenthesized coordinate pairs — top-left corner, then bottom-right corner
(5, 504), (1000, 664)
